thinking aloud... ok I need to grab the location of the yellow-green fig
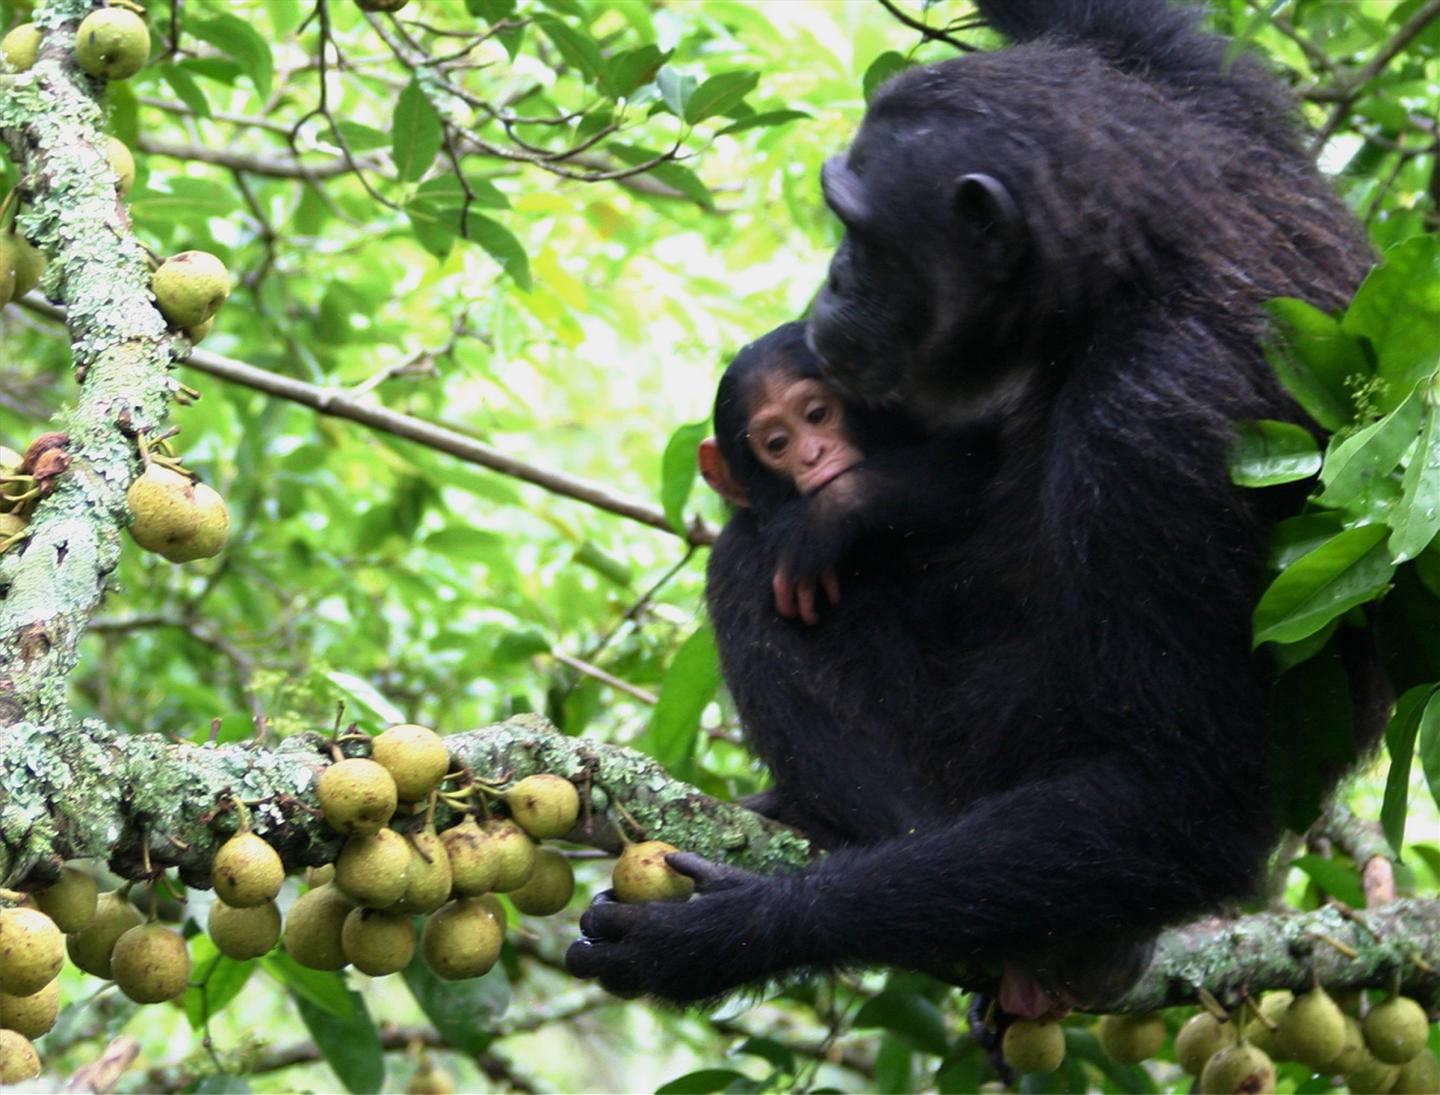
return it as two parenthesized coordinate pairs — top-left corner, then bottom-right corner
(1096, 1012), (1165, 1065)
(162, 482), (229, 562)
(1328, 1016), (1368, 1076)
(2, 233), (44, 299)
(151, 250), (230, 328)
(341, 908), (415, 976)
(1, 22), (40, 71)
(1243, 990), (1292, 1058)
(126, 464), (203, 557)
(73, 8), (150, 80)
(1200, 1043), (1275, 1095)
(211, 831), (284, 908)
(208, 899), (281, 961)
(34, 866), (98, 933)
(0, 979), (59, 1039)
(335, 829), (410, 908)
(1176, 1012), (1239, 1076)
(1394, 1047), (1440, 1093)
(0, 1029), (40, 1084)
(66, 890), (143, 978)
(505, 774), (580, 839)
(484, 820), (537, 892)
(422, 898), (503, 981)
(1002, 1018), (1065, 1074)
(393, 828), (452, 915)
(1346, 1052), (1402, 1094)
(283, 884), (354, 971)
(317, 757), (398, 836)
(613, 840), (693, 904)
(1365, 996), (1430, 1066)
(441, 816), (499, 896)
(106, 137), (135, 196)
(508, 847), (575, 917)
(110, 923), (190, 1003)
(0, 906), (64, 996)
(372, 724), (450, 801)
(1276, 987), (1347, 1068)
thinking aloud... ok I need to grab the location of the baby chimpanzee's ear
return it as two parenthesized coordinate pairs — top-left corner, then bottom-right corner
(697, 437), (749, 507)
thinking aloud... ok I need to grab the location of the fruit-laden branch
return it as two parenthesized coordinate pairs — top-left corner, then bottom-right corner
(0, 713), (812, 891)
(0, 0), (182, 727)
(17, 296), (719, 548)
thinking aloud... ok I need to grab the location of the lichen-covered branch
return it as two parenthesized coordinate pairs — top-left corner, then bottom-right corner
(0, 0), (181, 727)
(0, 713), (811, 890)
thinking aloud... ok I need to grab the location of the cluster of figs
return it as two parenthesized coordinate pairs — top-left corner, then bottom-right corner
(0, 723), (694, 1084)
(2, 6), (233, 566)
(998, 985), (1439, 1093)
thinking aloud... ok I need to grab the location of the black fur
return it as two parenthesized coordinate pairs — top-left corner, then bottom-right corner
(566, 0), (1375, 1004)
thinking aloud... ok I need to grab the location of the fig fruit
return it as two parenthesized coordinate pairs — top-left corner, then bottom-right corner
(2, 233), (44, 299)
(208, 899), (281, 961)
(151, 250), (230, 328)
(441, 816), (499, 896)
(422, 898), (503, 981)
(66, 890), (142, 978)
(0, 1029), (40, 1084)
(162, 482), (228, 562)
(1096, 1012), (1165, 1065)
(110, 923), (190, 1003)
(73, 8), (150, 80)
(211, 831), (284, 908)
(106, 137), (135, 196)
(1, 22), (40, 71)
(126, 464), (202, 557)
(318, 757), (398, 836)
(1199, 1042), (1275, 1095)
(613, 840), (693, 904)
(484, 820), (537, 892)
(1276, 987), (1347, 1068)
(34, 866), (98, 932)
(0, 979), (59, 1039)
(1395, 1047), (1440, 1093)
(372, 723), (450, 801)
(0, 906), (63, 996)
(283, 884), (354, 971)
(505, 774), (580, 839)
(509, 847), (575, 917)
(1364, 995), (1430, 1065)
(335, 829), (410, 908)
(341, 908), (415, 976)
(393, 828), (452, 915)
(1002, 1018), (1065, 1074)
(1176, 1012), (1238, 1076)
(1242, 990), (1292, 1058)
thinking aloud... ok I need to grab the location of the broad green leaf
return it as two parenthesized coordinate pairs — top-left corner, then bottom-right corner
(532, 13), (606, 85)
(1252, 524), (1393, 645)
(188, 15), (274, 100)
(1290, 853), (1365, 907)
(655, 1070), (753, 1095)
(734, 1037), (795, 1073)
(1420, 688), (1440, 819)
(1263, 298), (1368, 432)
(393, 79), (443, 184)
(401, 951), (506, 1054)
(853, 990), (949, 1056)
(467, 0), (517, 17)
(1317, 386), (1422, 515)
(294, 988), (383, 1094)
(1229, 420), (1321, 487)
(494, 627), (551, 663)
(656, 67), (697, 117)
(605, 44), (668, 98)
(323, 670), (407, 726)
(1269, 512), (1345, 571)
(328, 122), (391, 153)
(683, 71), (759, 124)
(159, 63), (211, 119)
(183, 936), (254, 1030)
(610, 144), (714, 209)
(262, 954), (353, 1016)
(637, 624), (719, 775)
(875, 1037), (915, 1093)
(459, 212), (532, 291)
(1344, 236), (1440, 412)
(1382, 684), (1433, 852)
(1389, 401), (1440, 561)
(864, 51), (908, 102)
(715, 109), (811, 137)
(661, 420), (708, 534)
(129, 178), (240, 220)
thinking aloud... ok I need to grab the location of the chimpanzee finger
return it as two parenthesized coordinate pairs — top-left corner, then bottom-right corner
(666, 852), (747, 893)
(578, 896), (641, 941)
(772, 570), (798, 619)
(823, 568), (841, 606)
(797, 580), (819, 626)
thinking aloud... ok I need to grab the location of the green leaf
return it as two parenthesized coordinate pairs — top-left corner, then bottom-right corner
(1382, 685), (1433, 852)
(609, 144), (713, 209)
(188, 15), (274, 100)
(263, 954), (354, 1016)
(637, 624), (719, 776)
(129, 178), (240, 220)
(328, 122), (391, 153)
(393, 78), (443, 184)
(733, 1037), (795, 1073)
(401, 950), (507, 1054)
(1317, 386), (1422, 515)
(864, 51), (908, 102)
(1344, 236), (1440, 413)
(1252, 524), (1393, 646)
(294, 987), (383, 1094)
(1229, 420), (1321, 487)
(159, 63), (211, 119)
(467, 0), (517, 17)
(573, 541), (632, 586)
(494, 626), (551, 663)
(656, 67), (697, 117)
(605, 45), (668, 98)
(1389, 402), (1440, 562)
(655, 1070), (752, 1095)
(532, 13), (606, 85)
(661, 420), (708, 534)
(323, 670), (407, 726)
(1263, 298), (1368, 432)
(875, 1037), (915, 1093)
(853, 990), (949, 1056)
(683, 71), (759, 124)
(1419, 688), (1440, 820)
(460, 212), (532, 291)
(715, 109), (811, 137)
(183, 935), (254, 1030)
(1291, 853), (1365, 907)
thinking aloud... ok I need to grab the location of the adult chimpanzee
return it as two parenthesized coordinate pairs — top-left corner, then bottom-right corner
(566, 0), (1376, 1007)
(697, 321), (995, 625)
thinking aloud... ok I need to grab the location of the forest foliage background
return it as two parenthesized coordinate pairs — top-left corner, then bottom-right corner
(4, 0), (1440, 1091)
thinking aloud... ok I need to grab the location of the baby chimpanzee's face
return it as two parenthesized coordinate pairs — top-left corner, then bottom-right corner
(744, 374), (862, 495)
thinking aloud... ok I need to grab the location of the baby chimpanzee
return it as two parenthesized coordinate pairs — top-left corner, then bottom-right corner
(697, 321), (995, 624)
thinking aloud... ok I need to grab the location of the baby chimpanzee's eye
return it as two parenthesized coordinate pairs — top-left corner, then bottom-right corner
(765, 434), (788, 456)
(806, 404), (829, 425)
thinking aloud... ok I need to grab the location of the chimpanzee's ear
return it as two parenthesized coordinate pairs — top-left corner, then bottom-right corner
(822, 157), (873, 230)
(698, 437), (748, 507)
(954, 172), (1027, 276)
